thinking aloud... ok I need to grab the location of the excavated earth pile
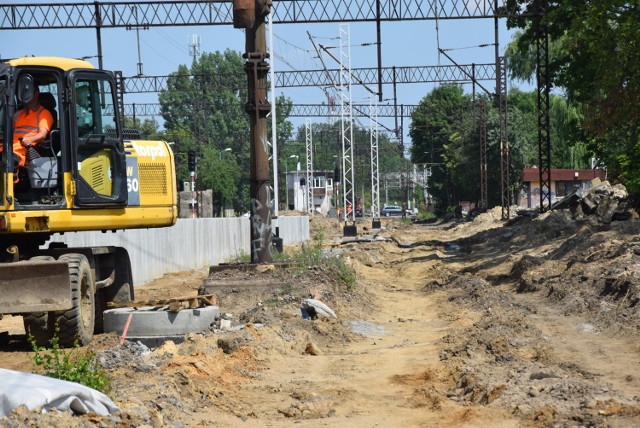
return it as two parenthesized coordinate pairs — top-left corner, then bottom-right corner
(419, 213), (640, 426)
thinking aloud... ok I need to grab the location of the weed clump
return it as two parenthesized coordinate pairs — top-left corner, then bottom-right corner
(28, 325), (111, 394)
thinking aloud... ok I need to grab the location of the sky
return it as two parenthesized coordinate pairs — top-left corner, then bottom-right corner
(1, 0), (523, 152)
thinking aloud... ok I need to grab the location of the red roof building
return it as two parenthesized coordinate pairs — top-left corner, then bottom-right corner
(519, 168), (607, 208)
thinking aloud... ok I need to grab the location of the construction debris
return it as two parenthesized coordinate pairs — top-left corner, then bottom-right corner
(107, 294), (216, 312)
(552, 180), (634, 223)
(301, 299), (337, 319)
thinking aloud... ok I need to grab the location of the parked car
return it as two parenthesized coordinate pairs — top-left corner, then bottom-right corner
(381, 205), (404, 217)
(405, 208), (418, 218)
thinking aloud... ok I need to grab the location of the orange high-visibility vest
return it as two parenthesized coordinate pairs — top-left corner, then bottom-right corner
(7, 105), (53, 166)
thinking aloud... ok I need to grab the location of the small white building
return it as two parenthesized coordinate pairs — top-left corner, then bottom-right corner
(286, 170), (334, 215)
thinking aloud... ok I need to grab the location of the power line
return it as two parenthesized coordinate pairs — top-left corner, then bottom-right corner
(441, 43), (496, 52)
(154, 27), (189, 55)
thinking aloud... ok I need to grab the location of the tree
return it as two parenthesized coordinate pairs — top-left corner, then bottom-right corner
(505, 1), (640, 194)
(159, 50), (294, 213)
(273, 94), (294, 144)
(409, 84), (473, 211)
(408, 84), (585, 212)
(506, 88), (585, 169)
(123, 117), (159, 139)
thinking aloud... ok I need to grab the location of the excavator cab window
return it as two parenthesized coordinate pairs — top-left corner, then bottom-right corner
(74, 80), (117, 139)
(70, 72), (127, 207)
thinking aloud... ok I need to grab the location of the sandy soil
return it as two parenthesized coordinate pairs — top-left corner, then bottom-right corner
(1, 208), (640, 427)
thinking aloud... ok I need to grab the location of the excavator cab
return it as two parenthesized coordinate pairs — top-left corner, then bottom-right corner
(0, 63), (127, 209)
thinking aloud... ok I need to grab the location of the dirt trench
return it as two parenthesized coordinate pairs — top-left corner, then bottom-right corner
(1, 210), (640, 427)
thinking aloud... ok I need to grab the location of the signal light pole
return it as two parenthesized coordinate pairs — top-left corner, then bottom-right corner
(233, 0), (273, 263)
(187, 149), (197, 218)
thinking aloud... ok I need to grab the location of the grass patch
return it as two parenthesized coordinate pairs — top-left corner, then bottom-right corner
(225, 227), (357, 291)
(282, 227), (357, 291)
(418, 212), (437, 221)
(264, 285), (297, 307)
(335, 257), (356, 291)
(29, 325), (111, 394)
(225, 250), (251, 264)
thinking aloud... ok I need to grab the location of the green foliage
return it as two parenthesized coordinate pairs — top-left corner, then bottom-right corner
(398, 217), (413, 226)
(158, 51), (248, 212)
(274, 95), (294, 143)
(222, 228), (357, 291)
(28, 326), (111, 394)
(408, 81), (597, 211)
(334, 257), (356, 292)
(159, 50), (295, 214)
(409, 85), (474, 211)
(278, 227), (357, 291)
(225, 251), (251, 264)
(291, 228), (325, 273)
(505, 0), (640, 197)
(418, 211), (437, 221)
(615, 134), (640, 195)
(592, 124), (640, 195)
(264, 285), (295, 307)
(123, 117), (159, 139)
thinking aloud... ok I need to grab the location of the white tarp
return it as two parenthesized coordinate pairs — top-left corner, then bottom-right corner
(0, 368), (118, 417)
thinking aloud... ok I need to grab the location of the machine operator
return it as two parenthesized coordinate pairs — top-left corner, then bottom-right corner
(0, 86), (53, 171)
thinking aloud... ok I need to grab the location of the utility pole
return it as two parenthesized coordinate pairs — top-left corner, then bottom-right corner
(233, 0), (273, 263)
(188, 150), (197, 218)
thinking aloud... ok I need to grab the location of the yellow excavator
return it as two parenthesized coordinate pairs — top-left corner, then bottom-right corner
(0, 57), (177, 346)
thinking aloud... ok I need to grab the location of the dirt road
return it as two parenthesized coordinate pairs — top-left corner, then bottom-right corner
(1, 209), (640, 427)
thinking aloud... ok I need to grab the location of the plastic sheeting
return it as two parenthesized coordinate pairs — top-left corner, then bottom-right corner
(302, 299), (337, 319)
(0, 368), (118, 417)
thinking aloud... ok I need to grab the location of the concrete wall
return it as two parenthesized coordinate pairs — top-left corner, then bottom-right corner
(46, 216), (309, 286)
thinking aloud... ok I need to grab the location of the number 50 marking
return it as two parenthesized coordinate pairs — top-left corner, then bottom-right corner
(127, 178), (139, 192)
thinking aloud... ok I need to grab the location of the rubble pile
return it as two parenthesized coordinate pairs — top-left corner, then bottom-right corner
(552, 180), (635, 223)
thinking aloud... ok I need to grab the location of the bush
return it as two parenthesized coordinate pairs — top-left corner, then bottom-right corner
(28, 325), (111, 394)
(334, 257), (356, 291)
(418, 212), (437, 221)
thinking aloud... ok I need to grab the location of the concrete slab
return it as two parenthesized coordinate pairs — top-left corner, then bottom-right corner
(103, 306), (220, 347)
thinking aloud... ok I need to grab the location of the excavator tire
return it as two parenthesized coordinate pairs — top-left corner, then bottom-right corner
(53, 253), (95, 347)
(23, 312), (51, 348)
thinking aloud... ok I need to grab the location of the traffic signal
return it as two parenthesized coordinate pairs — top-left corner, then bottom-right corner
(334, 166), (340, 183)
(188, 150), (196, 172)
(300, 177), (306, 186)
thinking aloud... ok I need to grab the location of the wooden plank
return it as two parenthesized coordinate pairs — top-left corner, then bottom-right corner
(107, 293), (217, 309)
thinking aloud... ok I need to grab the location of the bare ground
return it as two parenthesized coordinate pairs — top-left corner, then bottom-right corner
(2, 208), (640, 427)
